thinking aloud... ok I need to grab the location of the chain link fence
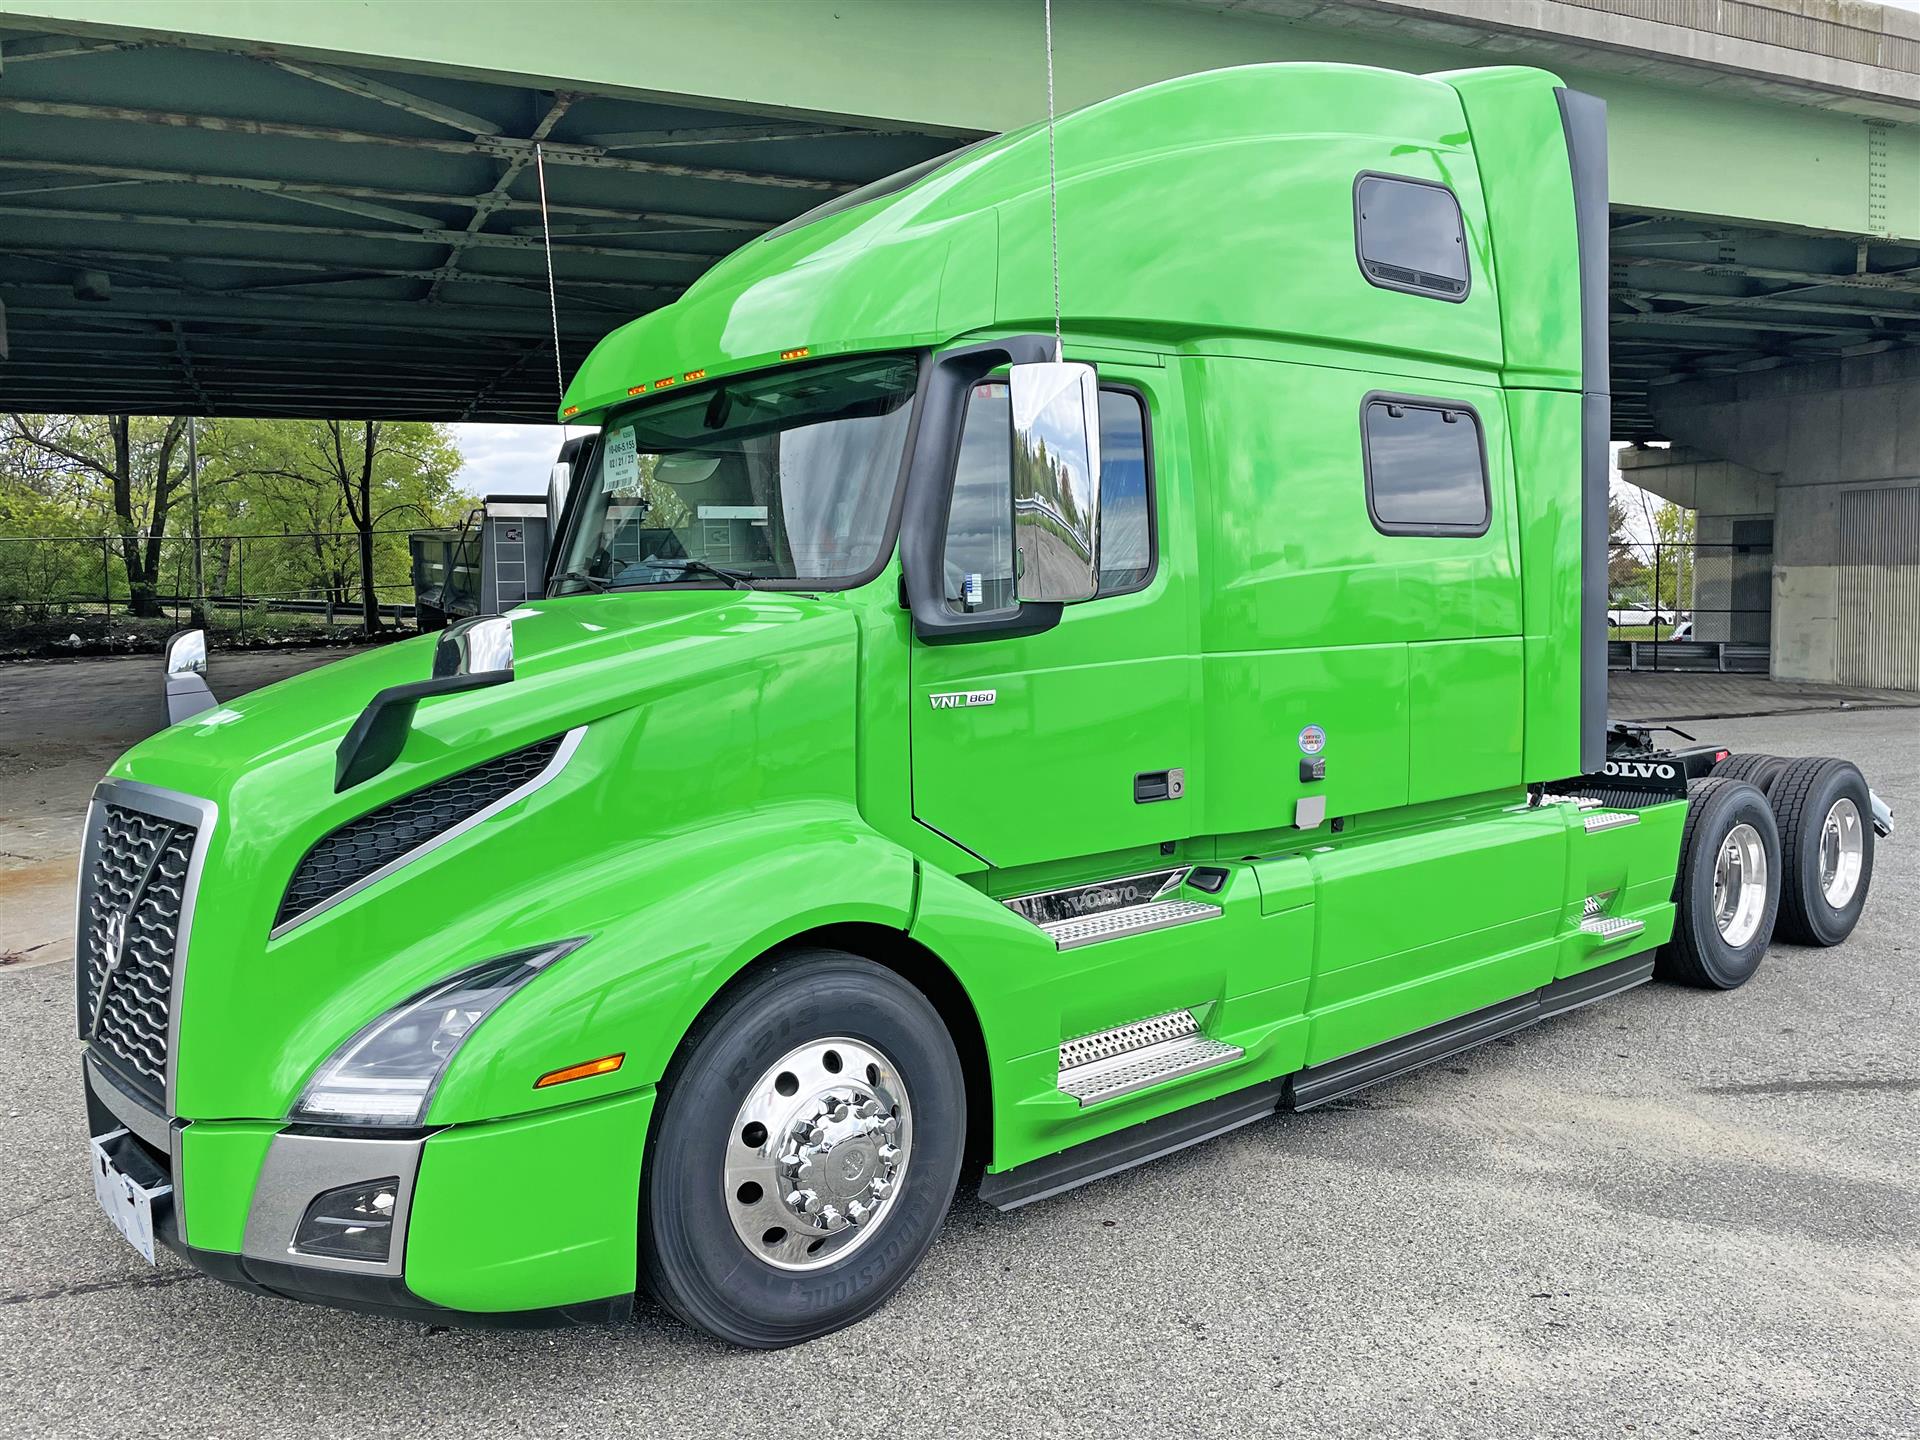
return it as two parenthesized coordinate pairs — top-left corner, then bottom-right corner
(0, 529), (427, 659)
(1607, 538), (1773, 673)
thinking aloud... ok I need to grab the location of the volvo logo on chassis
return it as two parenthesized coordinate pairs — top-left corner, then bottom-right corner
(929, 689), (996, 710)
(1605, 759), (1679, 781)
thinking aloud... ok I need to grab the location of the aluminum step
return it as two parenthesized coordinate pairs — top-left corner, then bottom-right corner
(1057, 1009), (1242, 1107)
(1040, 898), (1221, 951)
(1580, 914), (1645, 943)
(1583, 811), (1641, 833)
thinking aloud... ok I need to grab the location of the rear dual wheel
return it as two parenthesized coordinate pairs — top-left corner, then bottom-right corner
(1713, 753), (1874, 946)
(1711, 751), (1789, 796)
(1769, 757), (1874, 946)
(641, 950), (966, 1348)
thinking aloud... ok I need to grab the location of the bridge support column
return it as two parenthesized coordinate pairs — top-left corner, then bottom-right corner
(1632, 351), (1920, 690)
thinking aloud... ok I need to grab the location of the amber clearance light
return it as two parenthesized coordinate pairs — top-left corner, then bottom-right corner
(534, 1053), (625, 1089)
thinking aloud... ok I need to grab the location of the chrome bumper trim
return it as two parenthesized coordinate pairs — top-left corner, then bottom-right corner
(241, 1130), (426, 1278)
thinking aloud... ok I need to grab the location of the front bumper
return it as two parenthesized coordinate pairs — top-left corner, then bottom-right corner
(84, 1058), (650, 1328)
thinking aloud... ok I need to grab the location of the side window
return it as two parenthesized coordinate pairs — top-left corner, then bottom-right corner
(941, 382), (1153, 612)
(1361, 397), (1489, 537)
(1354, 174), (1468, 302)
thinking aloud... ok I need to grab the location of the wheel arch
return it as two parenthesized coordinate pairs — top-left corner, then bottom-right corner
(656, 920), (995, 1171)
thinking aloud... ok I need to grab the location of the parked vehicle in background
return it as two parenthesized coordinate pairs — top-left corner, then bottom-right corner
(78, 62), (1889, 1350)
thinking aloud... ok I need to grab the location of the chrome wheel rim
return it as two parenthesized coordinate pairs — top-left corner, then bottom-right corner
(1712, 821), (1769, 947)
(723, 1036), (912, 1272)
(1818, 797), (1864, 909)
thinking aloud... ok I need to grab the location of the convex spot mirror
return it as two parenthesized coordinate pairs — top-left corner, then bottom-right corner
(433, 613), (514, 680)
(1008, 361), (1102, 605)
(163, 628), (216, 725)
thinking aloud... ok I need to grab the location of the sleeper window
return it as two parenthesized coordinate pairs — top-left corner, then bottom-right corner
(942, 384), (1153, 612)
(1362, 398), (1489, 537)
(1354, 174), (1469, 301)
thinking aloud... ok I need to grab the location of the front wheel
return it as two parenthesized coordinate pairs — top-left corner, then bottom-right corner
(641, 949), (965, 1347)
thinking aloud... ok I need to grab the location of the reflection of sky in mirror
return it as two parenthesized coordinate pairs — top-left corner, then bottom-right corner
(1013, 369), (1097, 515)
(1365, 404), (1485, 527)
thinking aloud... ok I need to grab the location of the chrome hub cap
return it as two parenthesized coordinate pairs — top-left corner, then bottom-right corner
(1712, 821), (1770, 947)
(724, 1037), (911, 1271)
(1818, 798), (1864, 909)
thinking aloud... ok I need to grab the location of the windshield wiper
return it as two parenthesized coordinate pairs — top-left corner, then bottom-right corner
(551, 570), (611, 593)
(659, 558), (758, 590)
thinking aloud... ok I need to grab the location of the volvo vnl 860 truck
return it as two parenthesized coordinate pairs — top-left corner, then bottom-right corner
(79, 62), (1888, 1348)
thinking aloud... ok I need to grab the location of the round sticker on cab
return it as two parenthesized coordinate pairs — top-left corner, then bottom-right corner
(1298, 724), (1327, 755)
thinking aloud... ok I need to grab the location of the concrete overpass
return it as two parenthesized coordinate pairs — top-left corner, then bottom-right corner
(0, 0), (1916, 682)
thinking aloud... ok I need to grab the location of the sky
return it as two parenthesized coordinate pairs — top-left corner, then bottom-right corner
(451, 421), (571, 499)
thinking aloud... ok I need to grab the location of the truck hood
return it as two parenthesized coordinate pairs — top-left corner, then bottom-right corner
(103, 587), (870, 1121)
(113, 589), (746, 801)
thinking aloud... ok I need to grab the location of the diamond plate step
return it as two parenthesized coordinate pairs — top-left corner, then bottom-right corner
(1040, 898), (1221, 951)
(1583, 811), (1641, 833)
(1057, 1009), (1243, 1107)
(1580, 914), (1645, 943)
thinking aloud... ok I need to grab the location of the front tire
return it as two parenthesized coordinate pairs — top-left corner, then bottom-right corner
(1656, 777), (1781, 990)
(641, 949), (965, 1347)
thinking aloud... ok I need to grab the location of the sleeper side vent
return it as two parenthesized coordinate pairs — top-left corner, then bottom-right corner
(273, 732), (572, 937)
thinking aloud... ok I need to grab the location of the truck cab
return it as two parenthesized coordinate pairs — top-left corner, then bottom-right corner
(78, 61), (1883, 1347)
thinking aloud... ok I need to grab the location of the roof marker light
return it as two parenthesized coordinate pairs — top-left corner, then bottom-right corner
(562, 405), (579, 417)
(780, 347), (810, 361)
(682, 368), (707, 383)
(627, 384), (647, 397)
(535, 1053), (625, 1089)
(654, 375), (676, 388)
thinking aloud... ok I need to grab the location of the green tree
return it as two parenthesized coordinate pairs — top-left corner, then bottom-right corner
(1650, 499), (1696, 611)
(1606, 490), (1647, 600)
(219, 419), (465, 634)
(1, 414), (191, 617)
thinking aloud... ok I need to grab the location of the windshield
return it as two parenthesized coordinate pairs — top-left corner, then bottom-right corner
(553, 353), (919, 592)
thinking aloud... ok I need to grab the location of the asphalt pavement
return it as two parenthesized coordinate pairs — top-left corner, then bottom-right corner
(0, 687), (1914, 1438)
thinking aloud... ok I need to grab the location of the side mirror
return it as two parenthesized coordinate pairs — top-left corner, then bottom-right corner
(163, 628), (216, 724)
(546, 460), (572, 530)
(1008, 361), (1101, 604)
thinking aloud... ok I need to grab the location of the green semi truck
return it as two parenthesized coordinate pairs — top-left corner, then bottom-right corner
(80, 62), (1888, 1348)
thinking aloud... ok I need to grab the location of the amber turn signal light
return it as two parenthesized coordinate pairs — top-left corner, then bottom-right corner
(534, 1053), (624, 1089)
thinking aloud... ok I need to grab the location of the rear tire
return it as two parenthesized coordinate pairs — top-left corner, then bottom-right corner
(640, 949), (965, 1348)
(1655, 777), (1781, 990)
(1768, 757), (1874, 947)
(1712, 752), (1788, 796)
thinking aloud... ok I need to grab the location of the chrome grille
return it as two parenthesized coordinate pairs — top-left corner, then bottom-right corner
(80, 802), (196, 1105)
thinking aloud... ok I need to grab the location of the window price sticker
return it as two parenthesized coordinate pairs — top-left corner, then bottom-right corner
(604, 427), (639, 491)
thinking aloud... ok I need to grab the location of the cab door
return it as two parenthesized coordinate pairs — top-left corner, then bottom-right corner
(908, 373), (1193, 871)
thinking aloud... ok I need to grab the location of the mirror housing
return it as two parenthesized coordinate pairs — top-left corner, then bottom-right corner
(163, 628), (217, 725)
(432, 613), (515, 680)
(546, 460), (572, 531)
(1008, 361), (1102, 605)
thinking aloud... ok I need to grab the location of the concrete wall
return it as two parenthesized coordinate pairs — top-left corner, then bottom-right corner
(1636, 349), (1920, 686)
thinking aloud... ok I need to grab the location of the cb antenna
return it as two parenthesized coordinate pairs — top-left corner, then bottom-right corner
(535, 139), (571, 437)
(1044, 0), (1062, 362)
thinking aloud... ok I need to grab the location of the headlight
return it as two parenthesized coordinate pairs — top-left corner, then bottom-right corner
(291, 940), (583, 1127)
